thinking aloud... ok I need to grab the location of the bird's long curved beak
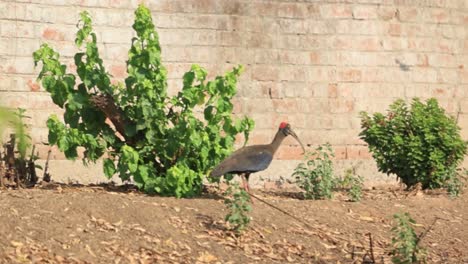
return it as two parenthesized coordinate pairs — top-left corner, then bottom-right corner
(288, 129), (306, 154)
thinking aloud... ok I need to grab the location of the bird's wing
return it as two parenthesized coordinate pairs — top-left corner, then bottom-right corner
(241, 150), (273, 172)
(210, 146), (273, 177)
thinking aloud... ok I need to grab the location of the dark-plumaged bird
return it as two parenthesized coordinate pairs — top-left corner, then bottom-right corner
(210, 122), (305, 194)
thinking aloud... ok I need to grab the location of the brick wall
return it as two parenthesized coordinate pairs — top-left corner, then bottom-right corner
(1, 0), (467, 186)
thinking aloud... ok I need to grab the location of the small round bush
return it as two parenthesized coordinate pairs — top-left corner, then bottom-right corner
(360, 98), (467, 189)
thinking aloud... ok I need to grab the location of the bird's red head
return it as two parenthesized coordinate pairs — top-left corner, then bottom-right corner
(279, 122), (288, 129)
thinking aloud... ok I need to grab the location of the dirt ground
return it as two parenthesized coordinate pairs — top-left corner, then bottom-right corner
(0, 182), (466, 264)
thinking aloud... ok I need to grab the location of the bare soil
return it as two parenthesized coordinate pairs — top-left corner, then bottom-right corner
(0, 183), (466, 263)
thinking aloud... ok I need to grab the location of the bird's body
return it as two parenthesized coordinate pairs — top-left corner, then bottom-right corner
(210, 122), (305, 194)
(210, 144), (274, 178)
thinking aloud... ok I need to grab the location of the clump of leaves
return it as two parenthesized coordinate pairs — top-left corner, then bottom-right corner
(293, 143), (335, 200)
(33, 5), (254, 197)
(360, 98), (467, 190)
(224, 183), (252, 234)
(446, 169), (466, 197)
(391, 212), (427, 264)
(0, 108), (39, 187)
(0, 107), (31, 159)
(339, 167), (364, 202)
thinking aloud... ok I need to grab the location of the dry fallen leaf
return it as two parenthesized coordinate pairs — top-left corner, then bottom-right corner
(10, 241), (23, 247)
(197, 251), (218, 263)
(359, 216), (374, 222)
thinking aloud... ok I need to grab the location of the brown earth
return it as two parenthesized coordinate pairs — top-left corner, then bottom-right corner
(0, 183), (466, 264)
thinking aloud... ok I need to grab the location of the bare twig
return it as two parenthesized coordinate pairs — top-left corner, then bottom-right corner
(43, 149), (51, 182)
(368, 233), (376, 263)
(249, 193), (343, 244)
(417, 217), (440, 243)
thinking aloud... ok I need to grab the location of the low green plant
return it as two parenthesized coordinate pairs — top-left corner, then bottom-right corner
(293, 143), (335, 200)
(339, 167), (364, 202)
(0, 107), (31, 159)
(0, 108), (39, 186)
(391, 212), (427, 264)
(224, 183), (251, 234)
(33, 5), (254, 197)
(360, 98), (467, 190)
(446, 169), (466, 197)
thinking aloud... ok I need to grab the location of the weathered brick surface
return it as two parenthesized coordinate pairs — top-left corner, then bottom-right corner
(1, 0), (467, 185)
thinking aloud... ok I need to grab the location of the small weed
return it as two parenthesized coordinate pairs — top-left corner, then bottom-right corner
(339, 167), (364, 202)
(0, 108), (39, 187)
(446, 169), (466, 198)
(391, 212), (427, 264)
(224, 183), (252, 234)
(293, 143), (335, 200)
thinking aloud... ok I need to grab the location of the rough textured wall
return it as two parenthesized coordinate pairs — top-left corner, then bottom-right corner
(1, 0), (467, 186)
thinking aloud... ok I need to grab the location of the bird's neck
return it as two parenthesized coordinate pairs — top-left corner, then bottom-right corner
(270, 130), (286, 154)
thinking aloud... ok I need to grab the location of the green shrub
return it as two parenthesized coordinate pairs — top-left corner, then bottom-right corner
(391, 212), (427, 264)
(293, 143), (335, 199)
(33, 5), (254, 197)
(224, 183), (252, 234)
(339, 167), (364, 202)
(360, 98), (467, 189)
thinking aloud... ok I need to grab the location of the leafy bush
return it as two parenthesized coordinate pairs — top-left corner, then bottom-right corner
(293, 143), (335, 199)
(33, 5), (254, 197)
(339, 167), (364, 202)
(224, 183), (252, 234)
(391, 212), (427, 264)
(360, 98), (467, 189)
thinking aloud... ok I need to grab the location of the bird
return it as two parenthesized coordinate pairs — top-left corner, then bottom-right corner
(210, 122), (305, 195)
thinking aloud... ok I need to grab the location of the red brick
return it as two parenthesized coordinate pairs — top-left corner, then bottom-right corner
(307, 20), (334, 34)
(387, 23), (402, 36)
(427, 8), (450, 24)
(346, 145), (372, 159)
(381, 37), (408, 51)
(352, 6), (377, 20)
(276, 145), (305, 160)
(251, 2), (278, 17)
(42, 28), (65, 41)
(3, 21), (32, 39)
(278, 50), (309, 65)
(328, 83), (338, 98)
(338, 68), (362, 82)
(110, 64), (126, 78)
(105, 44), (129, 61)
(272, 99), (298, 113)
(337, 20), (382, 35)
(334, 146), (347, 160)
(220, 1), (249, 15)
(245, 99), (274, 113)
(278, 18), (306, 34)
(306, 114), (333, 129)
(278, 3), (307, 18)
(261, 82), (283, 99)
(191, 30), (219, 46)
(27, 79), (40, 92)
(437, 69), (458, 84)
(397, 7), (420, 22)
(251, 66), (279, 82)
(255, 50), (279, 64)
(377, 6), (397, 20)
(307, 67), (336, 82)
(329, 98), (355, 114)
(320, 4), (352, 19)
(279, 66), (306, 82)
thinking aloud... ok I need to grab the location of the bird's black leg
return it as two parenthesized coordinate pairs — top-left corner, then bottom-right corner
(241, 173), (254, 203)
